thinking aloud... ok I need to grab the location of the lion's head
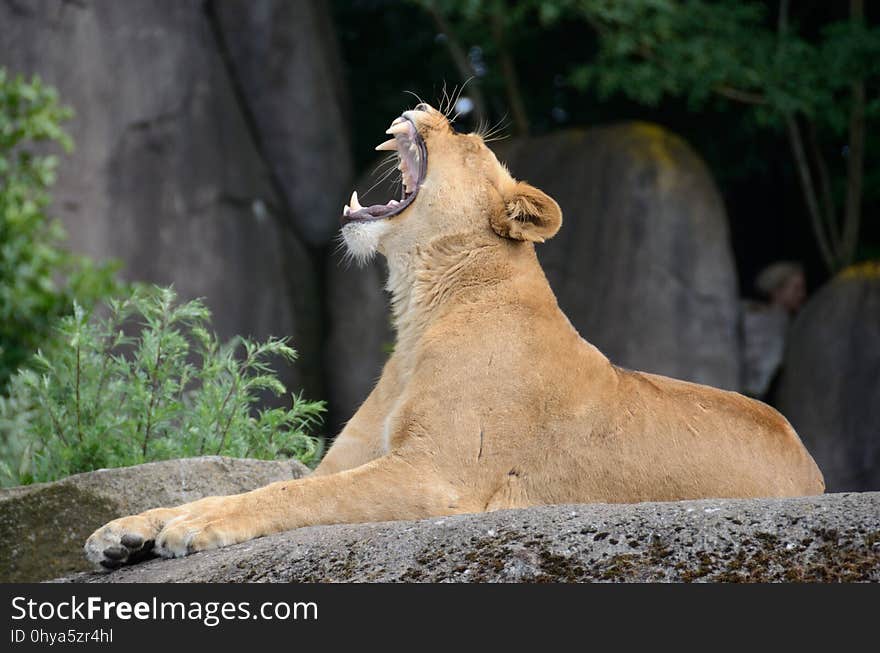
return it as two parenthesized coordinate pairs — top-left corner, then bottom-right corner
(341, 103), (562, 263)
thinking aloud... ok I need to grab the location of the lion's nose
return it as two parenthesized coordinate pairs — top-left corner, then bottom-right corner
(414, 103), (431, 112)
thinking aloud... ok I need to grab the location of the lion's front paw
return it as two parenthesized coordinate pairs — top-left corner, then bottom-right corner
(85, 498), (252, 568)
(153, 513), (245, 559)
(84, 513), (164, 570)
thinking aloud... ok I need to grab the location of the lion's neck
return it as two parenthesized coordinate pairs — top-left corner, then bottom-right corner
(384, 233), (549, 364)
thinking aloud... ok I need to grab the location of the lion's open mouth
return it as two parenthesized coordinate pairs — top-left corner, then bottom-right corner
(342, 116), (427, 224)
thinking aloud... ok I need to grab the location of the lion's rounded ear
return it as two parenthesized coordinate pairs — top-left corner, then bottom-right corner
(490, 181), (562, 243)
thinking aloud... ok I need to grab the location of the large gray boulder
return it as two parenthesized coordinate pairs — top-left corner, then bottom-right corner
(0, 456), (309, 582)
(211, 0), (352, 247)
(775, 264), (880, 492)
(59, 492), (879, 583)
(0, 0), (342, 398)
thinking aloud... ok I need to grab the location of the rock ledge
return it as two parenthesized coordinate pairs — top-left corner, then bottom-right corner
(61, 492), (879, 583)
(1, 456), (309, 582)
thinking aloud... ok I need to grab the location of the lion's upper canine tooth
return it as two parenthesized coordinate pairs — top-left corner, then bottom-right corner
(391, 116), (405, 125)
(375, 138), (398, 151)
(386, 122), (410, 136)
(350, 190), (362, 211)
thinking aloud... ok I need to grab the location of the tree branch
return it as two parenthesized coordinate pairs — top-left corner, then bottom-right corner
(490, 3), (530, 136)
(713, 85), (767, 106)
(842, 0), (865, 266)
(778, 0), (789, 33)
(778, 0), (839, 273)
(785, 115), (837, 272)
(806, 120), (841, 251)
(424, 2), (488, 125)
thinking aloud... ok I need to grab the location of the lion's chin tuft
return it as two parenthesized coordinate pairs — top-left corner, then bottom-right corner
(341, 219), (389, 266)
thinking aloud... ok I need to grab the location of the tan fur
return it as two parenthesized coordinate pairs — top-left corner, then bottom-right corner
(84, 105), (823, 565)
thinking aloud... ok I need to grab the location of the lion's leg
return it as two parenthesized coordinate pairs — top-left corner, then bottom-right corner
(85, 453), (466, 567)
(312, 434), (381, 476)
(312, 356), (405, 477)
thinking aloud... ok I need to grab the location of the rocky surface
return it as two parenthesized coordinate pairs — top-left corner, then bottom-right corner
(60, 492), (879, 583)
(212, 0), (352, 247)
(775, 263), (880, 492)
(0, 457), (309, 582)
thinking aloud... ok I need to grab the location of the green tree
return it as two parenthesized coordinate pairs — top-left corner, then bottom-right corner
(0, 69), (121, 391)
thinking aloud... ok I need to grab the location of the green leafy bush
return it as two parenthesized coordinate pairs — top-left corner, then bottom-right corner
(0, 69), (121, 391)
(0, 286), (324, 486)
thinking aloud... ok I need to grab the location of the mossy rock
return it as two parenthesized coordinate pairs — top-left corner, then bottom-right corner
(775, 267), (880, 491)
(0, 456), (308, 582)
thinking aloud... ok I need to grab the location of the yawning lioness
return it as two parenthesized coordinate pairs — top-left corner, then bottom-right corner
(85, 103), (823, 569)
